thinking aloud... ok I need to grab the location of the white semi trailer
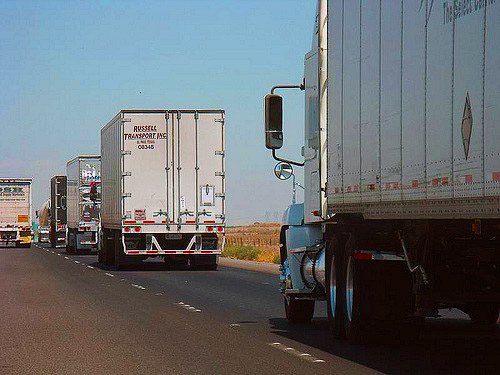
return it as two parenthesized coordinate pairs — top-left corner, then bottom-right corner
(100, 110), (225, 269)
(264, 0), (500, 342)
(66, 156), (101, 253)
(0, 178), (32, 247)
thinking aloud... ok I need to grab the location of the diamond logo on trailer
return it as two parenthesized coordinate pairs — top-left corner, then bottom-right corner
(462, 92), (473, 160)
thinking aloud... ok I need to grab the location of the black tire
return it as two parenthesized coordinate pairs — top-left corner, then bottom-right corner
(326, 236), (345, 338)
(114, 231), (124, 269)
(466, 304), (499, 325)
(102, 229), (114, 266)
(342, 234), (370, 343)
(190, 255), (218, 271)
(284, 296), (315, 324)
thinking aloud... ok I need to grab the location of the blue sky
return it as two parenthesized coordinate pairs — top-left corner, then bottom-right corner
(0, 0), (315, 224)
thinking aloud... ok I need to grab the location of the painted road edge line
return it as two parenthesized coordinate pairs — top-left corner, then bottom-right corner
(268, 343), (326, 364)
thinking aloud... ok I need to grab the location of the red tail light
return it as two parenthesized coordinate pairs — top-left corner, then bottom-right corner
(124, 227), (131, 232)
(135, 226), (141, 232)
(207, 227), (213, 232)
(217, 226), (223, 232)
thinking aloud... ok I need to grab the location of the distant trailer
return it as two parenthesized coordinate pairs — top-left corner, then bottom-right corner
(66, 156), (101, 253)
(49, 175), (67, 248)
(100, 110), (226, 269)
(0, 178), (32, 247)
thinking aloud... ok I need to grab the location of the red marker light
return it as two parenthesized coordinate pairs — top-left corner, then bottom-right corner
(135, 226), (141, 232)
(207, 227), (213, 232)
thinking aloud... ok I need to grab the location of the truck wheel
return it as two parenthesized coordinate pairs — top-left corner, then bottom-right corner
(101, 230), (113, 266)
(114, 232), (124, 269)
(466, 304), (499, 325)
(342, 235), (370, 343)
(327, 237), (344, 338)
(284, 296), (315, 324)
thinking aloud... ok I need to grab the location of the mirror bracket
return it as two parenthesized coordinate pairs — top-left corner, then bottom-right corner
(272, 149), (305, 167)
(267, 83), (305, 167)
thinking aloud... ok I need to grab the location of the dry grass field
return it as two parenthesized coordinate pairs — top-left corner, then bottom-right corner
(224, 223), (281, 263)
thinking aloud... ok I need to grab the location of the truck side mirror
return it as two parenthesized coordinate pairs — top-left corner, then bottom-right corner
(264, 94), (283, 150)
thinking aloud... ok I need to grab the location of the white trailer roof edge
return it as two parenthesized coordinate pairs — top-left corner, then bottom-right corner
(66, 155), (101, 166)
(0, 178), (32, 183)
(101, 109), (225, 134)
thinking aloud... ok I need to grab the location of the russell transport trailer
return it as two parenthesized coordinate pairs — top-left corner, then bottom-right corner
(264, 0), (500, 342)
(0, 178), (32, 247)
(49, 175), (67, 248)
(66, 156), (101, 252)
(100, 110), (225, 269)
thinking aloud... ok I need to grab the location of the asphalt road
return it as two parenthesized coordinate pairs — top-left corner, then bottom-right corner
(1, 244), (499, 375)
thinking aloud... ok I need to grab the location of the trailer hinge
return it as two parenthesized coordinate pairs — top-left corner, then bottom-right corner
(215, 214), (225, 221)
(122, 171), (131, 177)
(194, 112), (199, 120)
(214, 118), (224, 124)
(215, 150), (225, 156)
(177, 112), (182, 120)
(165, 113), (169, 120)
(122, 118), (131, 123)
(122, 193), (131, 198)
(215, 193), (225, 199)
(215, 172), (225, 177)
(121, 150), (131, 156)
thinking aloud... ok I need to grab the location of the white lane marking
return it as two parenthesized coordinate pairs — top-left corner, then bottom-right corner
(64, 256), (69, 260)
(267, 343), (326, 364)
(50, 251), (54, 254)
(155, 293), (163, 296)
(74, 260), (80, 264)
(131, 284), (146, 290)
(57, 254), (61, 256)
(105, 273), (114, 277)
(176, 302), (201, 313)
(87, 266), (94, 269)
(230, 324), (240, 328)
(120, 278), (126, 281)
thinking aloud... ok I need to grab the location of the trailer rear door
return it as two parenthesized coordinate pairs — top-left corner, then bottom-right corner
(167, 111), (225, 229)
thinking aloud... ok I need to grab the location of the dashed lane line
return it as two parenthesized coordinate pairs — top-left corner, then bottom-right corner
(105, 273), (115, 278)
(176, 302), (201, 313)
(131, 284), (146, 290)
(268, 343), (326, 364)
(74, 260), (80, 264)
